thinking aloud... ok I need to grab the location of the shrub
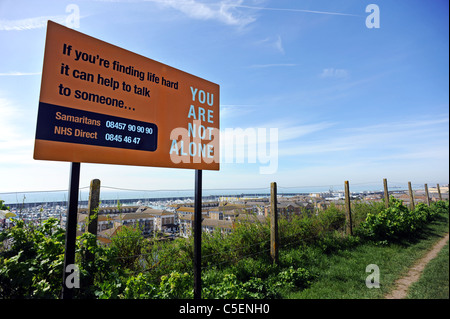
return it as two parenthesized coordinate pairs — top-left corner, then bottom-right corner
(279, 214), (318, 247)
(360, 197), (446, 242)
(430, 200), (449, 215)
(351, 201), (385, 228)
(318, 204), (346, 233)
(229, 257), (277, 282)
(0, 218), (65, 298)
(202, 272), (279, 299)
(272, 266), (315, 290)
(158, 271), (193, 299)
(110, 225), (146, 270)
(202, 273), (246, 299)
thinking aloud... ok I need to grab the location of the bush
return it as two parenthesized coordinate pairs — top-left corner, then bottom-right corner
(279, 214), (318, 247)
(430, 200), (449, 215)
(318, 204), (346, 233)
(110, 225), (146, 270)
(158, 271), (193, 299)
(0, 218), (65, 298)
(0, 199), (9, 210)
(360, 197), (445, 242)
(272, 266), (315, 290)
(351, 201), (385, 228)
(202, 272), (279, 299)
(202, 273), (246, 299)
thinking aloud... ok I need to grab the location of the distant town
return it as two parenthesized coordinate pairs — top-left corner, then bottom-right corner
(2, 185), (448, 243)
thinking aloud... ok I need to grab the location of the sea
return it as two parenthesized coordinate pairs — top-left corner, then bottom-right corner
(0, 182), (409, 206)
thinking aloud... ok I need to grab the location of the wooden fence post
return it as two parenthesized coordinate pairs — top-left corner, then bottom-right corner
(383, 178), (389, 208)
(270, 182), (279, 265)
(437, 184), (442, 201)
(408, 182), (415, 211)
(344, 181), (353, 236)
(424, 183), (430, 206)
(85, 179), (100, 297)
(87, 179), (101, 236)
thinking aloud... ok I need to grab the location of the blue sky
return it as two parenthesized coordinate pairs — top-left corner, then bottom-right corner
(0, 0), (448, 194)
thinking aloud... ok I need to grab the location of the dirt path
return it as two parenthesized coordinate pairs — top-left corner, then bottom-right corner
(385, 233), (449, 299)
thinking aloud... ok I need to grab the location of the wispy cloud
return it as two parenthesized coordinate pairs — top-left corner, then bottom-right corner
(248, 63), (297, 68)
(224, 3), (361, 17)
(277, 122), (335, 142)
(98, 1), (358, 27)
(320, 68), (349, 79)
(274, 35), (284, 54)
(0, 16), (66, 31)
(0, 72), (41, 76)
(256, 119), (334, 142)
(221, 104), (256, 119)
(279, 117), (449, 160)
(252, 34), (286, 54)
(133, 0), (254, 27)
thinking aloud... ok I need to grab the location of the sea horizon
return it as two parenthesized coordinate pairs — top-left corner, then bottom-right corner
(0, 182), (420, 206)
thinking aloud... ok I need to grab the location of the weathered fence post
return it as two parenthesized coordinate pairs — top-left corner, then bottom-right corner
(383, 178), (389, 208)
(408, 182), (415, 211)
(344, 181), (353, 236)
(85, 179), (100, 297)
(424, 183), (430, 206)
(270, 182), (279, 265)
(87, 179), (101, 236)
(437, 184), (442, 201)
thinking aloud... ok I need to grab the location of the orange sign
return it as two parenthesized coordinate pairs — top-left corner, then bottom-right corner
(34, 21), (219, 170)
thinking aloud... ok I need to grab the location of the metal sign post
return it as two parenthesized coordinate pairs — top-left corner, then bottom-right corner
(193, 169), (202, 299)
(61, 162), (80, 299)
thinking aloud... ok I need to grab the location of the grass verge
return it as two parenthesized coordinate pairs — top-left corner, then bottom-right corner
(283, 212), (449, 299)
(407, 240), (449, 299)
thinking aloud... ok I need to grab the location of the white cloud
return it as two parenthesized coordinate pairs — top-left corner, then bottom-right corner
(277, 122), (334, 142)
(0, 15), (66, 31)
(320, 68), (349, 78)
(248, 63), (297, 68)
(226, 3), (360, 17)
(278, 117), (449, 160)
(274, 35), (284, 54)
(0, 72), (41, 76)
(252, 34), (287, 54)
(220, 104), (256, 119)
(143, 0), (255, 27)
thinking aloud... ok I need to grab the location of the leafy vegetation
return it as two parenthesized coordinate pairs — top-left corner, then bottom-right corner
(360, 197), (444, 241)
(0, 199), (9, 210)
(0, 198), (448, 299)
(0, 218), (65, 298)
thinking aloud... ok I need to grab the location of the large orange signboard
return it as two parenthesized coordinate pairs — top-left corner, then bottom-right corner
(34, 21), (219, 170)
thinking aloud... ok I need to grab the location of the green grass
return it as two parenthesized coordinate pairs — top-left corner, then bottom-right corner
(283, 212), (449, 299)
(407, 241), (449, 299)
